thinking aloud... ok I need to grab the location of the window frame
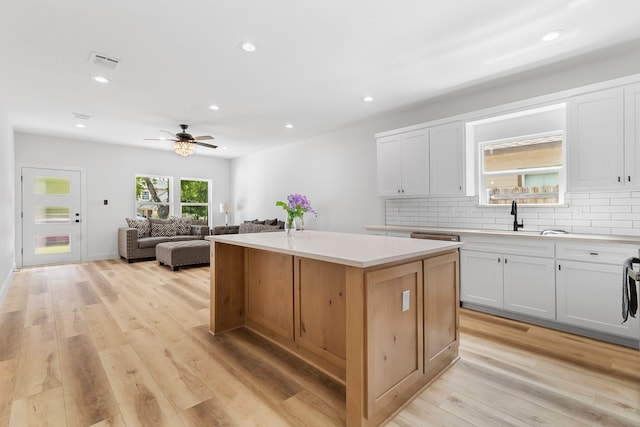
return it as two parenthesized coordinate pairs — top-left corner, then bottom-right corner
(179, 177), (212, 226)
(135, 174), (172, 219)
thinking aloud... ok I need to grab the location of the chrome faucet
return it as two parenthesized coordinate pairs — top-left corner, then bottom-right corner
(511, 200), (523, 231)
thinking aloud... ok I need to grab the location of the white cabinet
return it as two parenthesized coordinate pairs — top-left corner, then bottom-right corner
(460, 236), (556, 320)
(460, 250), (503, 308)
(556, 242), (639, 339)
(567, 84), (640, 191)
(376, 122), (465, 197)
(376, 129), (428, 197)
(624, 82), (640, 186)
(429, 122), (465, 195)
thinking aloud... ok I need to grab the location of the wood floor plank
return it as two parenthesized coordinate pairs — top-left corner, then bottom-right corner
(82, 303), (128, 352)
(12, 323), (61, 400)
(0, 311), (26, 361)
(9, 386), (67, 427)
(126, 327), (213, 411)
(99, 343), (184, 427)
(59, 333), (121, 427)
(0, 359), (18, 427)
(23, 291), (54, 326)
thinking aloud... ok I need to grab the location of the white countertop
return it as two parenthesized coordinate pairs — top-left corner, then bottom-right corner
(364, 225), (640, 245)
(206, 230), (462, 268)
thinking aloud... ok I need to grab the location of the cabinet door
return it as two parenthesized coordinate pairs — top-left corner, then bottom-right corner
(401, 129), (429, 196)
(460, 250), (503, 308)
(376, 135), (403, 196)
(567, 88), (624, 191)
(245, 249), (294, 340)
(295, 258), (346, 366)
(624, 82), (640, 188)
(424, 252), (459, 375)
(365, 261), (423, 418)
(556, 260), (639, 338)
(429, 122), (464, 195)
(503, 255), (556, 320)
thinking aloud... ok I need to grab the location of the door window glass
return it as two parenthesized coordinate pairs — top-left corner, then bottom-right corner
(35, 176), (70, 195)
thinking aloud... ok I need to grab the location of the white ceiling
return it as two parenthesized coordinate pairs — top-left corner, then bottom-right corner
(2, 0), (640, 158)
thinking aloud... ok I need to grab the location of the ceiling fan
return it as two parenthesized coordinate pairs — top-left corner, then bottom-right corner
(145, 124), (217, 156)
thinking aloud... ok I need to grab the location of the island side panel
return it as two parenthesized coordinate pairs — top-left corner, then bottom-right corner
(345, 266), (366, 427)
(210, 242), (245, 334)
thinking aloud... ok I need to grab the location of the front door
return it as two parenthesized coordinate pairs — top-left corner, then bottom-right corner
(22, 167), (82, 266)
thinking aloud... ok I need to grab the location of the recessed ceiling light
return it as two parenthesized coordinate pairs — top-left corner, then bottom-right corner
(542, 30), (563, 42)
(74, 123), (86, 128)
(209, 104), (220, 111)
(222, 146), (228, 150)
(241, 42), (256, 52)
(362, 96), (374, 102)
(92, 75), (110, 83)
(285, 123), (294, 129)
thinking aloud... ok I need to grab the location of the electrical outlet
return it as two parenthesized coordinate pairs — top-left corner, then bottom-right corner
(402, 290), (410, 312)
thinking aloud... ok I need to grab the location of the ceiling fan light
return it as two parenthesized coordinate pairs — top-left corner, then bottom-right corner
(174, 140), (195, 156)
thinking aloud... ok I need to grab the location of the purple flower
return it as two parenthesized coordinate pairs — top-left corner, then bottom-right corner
(276, 193), (317, 223)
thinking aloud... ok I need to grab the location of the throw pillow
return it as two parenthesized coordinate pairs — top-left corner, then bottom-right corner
(239, 222), (253, 234)
(170, 216), (192, 235)
(151, 223), (177, 237)
(254, 224), (280, 233)
(265, 218), (278, 226)
(125, 218), (151, 238)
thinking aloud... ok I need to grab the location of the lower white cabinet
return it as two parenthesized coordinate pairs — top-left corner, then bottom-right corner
(460, 250), (503, 309)
(503, 254), (556, 320)
(460, 249), (556, 320)
(556, 260), (638, 339)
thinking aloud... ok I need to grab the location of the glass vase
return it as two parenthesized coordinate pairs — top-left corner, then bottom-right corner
(284, 218), (296, 237)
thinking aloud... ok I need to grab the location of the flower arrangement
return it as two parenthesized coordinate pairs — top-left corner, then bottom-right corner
(276, 193), (317, 231)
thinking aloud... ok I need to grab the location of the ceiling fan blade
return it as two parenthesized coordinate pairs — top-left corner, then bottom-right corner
(194, 141), (218, 149)
(144, 137), (177, 141)
(193, 135), (214, 141)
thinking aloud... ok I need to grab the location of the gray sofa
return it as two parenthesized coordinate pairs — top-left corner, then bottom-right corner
(118, 217), (210, 262)
(213, 218), (284, 235)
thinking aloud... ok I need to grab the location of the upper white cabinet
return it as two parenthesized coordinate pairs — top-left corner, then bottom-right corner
(624, 82), (640, 186)
(429, 122), (465, 195)
(376, 129), (429, 197)
(376, 122), (464, 197)
(567, 84), (640, 191)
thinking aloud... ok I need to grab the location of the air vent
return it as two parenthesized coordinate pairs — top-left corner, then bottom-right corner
(73, 112), (92, 120)
(89, 52), (120, 69)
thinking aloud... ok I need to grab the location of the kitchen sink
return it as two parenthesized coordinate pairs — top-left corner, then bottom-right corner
(540, 229), (569, 236)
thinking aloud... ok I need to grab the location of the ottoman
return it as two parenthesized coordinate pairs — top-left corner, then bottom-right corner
(156, 240), (210, 271)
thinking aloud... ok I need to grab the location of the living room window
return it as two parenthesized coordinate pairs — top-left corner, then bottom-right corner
(180, 178), (211, 226)
(136, 175), (171, 219)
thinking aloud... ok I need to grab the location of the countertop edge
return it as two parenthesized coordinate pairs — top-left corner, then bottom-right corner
(364, 225), (640, 245)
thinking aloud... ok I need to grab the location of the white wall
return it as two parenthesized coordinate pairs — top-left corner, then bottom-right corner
(231, 43), (640, 233)
(0, 104), (15, 302)
(15, 133), (231, 263)
(231, 122), (382, 232)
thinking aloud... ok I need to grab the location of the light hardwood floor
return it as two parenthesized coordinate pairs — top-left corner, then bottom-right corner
(0, 259), (638, 426)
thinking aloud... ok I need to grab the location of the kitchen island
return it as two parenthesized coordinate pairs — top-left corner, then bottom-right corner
(205, 230), (462, 426)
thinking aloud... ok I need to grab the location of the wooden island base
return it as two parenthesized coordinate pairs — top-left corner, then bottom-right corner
(208, 233), (460, 426)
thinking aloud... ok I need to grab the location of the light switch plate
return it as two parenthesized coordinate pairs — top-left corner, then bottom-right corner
(402, 290), (410, 312)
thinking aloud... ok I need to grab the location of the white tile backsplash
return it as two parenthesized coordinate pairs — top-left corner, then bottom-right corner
(385, 192), (640, 235)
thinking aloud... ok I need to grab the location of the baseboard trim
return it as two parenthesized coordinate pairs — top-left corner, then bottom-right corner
(0, 262), (17, 307)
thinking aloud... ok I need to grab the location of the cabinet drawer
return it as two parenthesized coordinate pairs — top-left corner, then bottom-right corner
(556, 242), (638, 264)
(460, 236), (555, 258)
